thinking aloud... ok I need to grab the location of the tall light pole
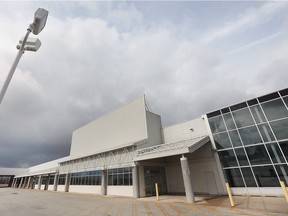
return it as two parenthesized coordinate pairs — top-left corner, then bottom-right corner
(0, 8), (49, 105)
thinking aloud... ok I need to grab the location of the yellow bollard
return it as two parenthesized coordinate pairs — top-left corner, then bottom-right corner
(155, 183), (159, 201)
(225, 183), (235, 207)
(280, 181), (288, 202)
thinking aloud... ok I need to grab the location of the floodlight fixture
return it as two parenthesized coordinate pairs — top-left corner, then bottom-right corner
(32, 8), (49, 35)
(16, 37), (42, 52)
(0, 8), (49, 105)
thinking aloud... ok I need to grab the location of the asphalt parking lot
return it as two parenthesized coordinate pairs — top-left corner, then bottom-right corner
(0, 188), (287, 216)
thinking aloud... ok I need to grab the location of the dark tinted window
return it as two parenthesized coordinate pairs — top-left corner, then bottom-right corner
(252, 166), (279, 187)
(247, 99), (258, 106)
(207, 110), (221, 118)
(49, 175), (55, 185)
(238, 126), (262, 145)
(275, 165), (288, 185)
(218, 150), (238, 167)
(261, 99), (288, 121)
(230, 102), (247, 111)
(241, 167), (257, 187)
(234, 148), (249, 166)
(279, 88), (288, 96)
(213, 132), (232, 149)
(223, 168), (245, 187)
(223, 113), (236, 130)
(208, 116), (226, 134)
(283, 96), (288, 107)
(108, 167), (132, 186)
(258, 92), (279, 103)
(221, 108), (230, 114)
(232, 108), (254, 128)
(270, 118), (288, 140)
(58, 174), (66, 185)
(245, 145), (271, 165)
(257, 123), (275, 142)
(250, 105), (266, 123)
(266, 143), (285, 163)
(229, 130), (242, 147)
(279, 142), (288, 162)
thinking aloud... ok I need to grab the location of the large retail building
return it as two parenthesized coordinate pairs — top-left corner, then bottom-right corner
(7, 88), (288, 202)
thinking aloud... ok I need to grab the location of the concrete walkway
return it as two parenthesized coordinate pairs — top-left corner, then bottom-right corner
(0, 188), (287, 216)
(140, 194), (288, 215)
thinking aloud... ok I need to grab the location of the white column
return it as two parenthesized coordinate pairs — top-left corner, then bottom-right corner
(22, 177), (27, 188)
(12, 179), (16, 187)
(26, 177), (31, 189)
(44, 176), (49, 190)
(30, 176), (35, 189)
(180, 155), (195, 203)
(15, 178), (19, 188)
(133, 165), (140, 198)
(101, 170), (107, 196)
(64, 173), (71, 192)
(37, 176), (42, 190)
(53, 173), (59, 191)
(19, 178), (23, 188)
(17, 178), (20, 188)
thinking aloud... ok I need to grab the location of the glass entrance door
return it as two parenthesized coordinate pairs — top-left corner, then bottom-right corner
(144, 166), (167, 196)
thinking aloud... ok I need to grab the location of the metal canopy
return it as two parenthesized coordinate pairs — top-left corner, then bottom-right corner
(134, 135), (210, 161)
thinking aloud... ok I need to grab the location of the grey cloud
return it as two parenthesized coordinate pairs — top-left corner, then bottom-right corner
(0, 2), (287, 168)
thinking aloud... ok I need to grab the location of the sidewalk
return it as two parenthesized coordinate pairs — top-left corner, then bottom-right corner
(139, 195), (288, 214)
(1, 188), (287, 216)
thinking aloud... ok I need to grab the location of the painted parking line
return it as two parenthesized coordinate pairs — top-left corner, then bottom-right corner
(167, 203), (186, 215)
(132, 200), (137, 216)
(204, 206), (226, 215)
(204, 205), (259, 216)
(182, 203), (198, 212)
(229, 208), (255, 216)
(153, 202), (171, 216)
(104, 204), (113, 216)
(143, 201), (153, 216)
(116, 203), (124, 216)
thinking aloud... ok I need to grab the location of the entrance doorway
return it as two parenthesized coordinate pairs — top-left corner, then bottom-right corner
(144, 166), (167, 196)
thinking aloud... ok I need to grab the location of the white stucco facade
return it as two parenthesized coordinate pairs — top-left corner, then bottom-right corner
(69, 185), (102, 194)
(9, 88), (288, 199)
(70, 97), (148, 157)
(10, 95), (226, 201)
(162, 117), (208, 143)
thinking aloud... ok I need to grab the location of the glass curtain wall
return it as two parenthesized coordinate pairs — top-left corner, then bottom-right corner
(207, 88), (288, 188)
(70, 170), (101, 185)
(58, 174), (66, 185)
(108, 167), (133, 186)
(48, 175), (55, 185)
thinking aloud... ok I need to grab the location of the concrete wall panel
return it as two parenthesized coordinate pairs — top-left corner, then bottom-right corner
(163, 117), (208, 143)
(48, 185), (54, 191)
(107, 186), (133, 197)
(57, 185), (66, 192)
(69, 185), (101, 194)
(166, 164), (185, 194)
(142, 111), (162, 149)
(231, 187), (284, 196)
(70, 97), (148, 157)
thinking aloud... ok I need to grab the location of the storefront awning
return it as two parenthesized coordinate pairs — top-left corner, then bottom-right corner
(134, 135), (210, 161)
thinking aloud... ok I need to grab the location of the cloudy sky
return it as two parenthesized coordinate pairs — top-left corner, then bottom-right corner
(0, 1), (288, 168)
